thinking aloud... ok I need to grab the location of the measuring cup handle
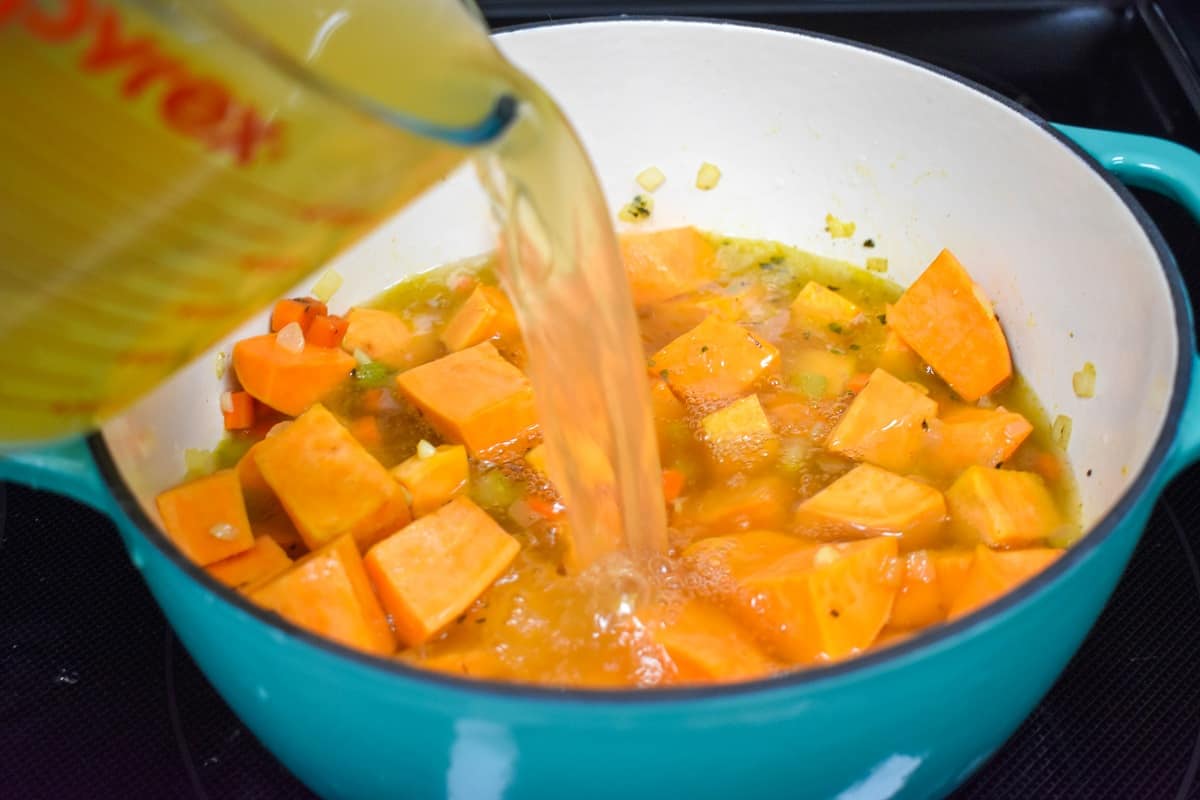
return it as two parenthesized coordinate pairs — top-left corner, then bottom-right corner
(0, 437), (113, 513)
(1057, 124), (1200, 481)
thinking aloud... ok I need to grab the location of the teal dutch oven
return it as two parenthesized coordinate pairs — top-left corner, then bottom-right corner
(5, 19), (1200, 800)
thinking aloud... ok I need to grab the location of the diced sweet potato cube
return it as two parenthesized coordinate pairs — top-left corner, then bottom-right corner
(649, 377), (686, 422)
(156, 469), (255, 566)
(787, 349), (856, 398)
(205, 535), (292, 590)
(364, 496), (520, 646)
(929, 405), (1033, 473)
(675, 475), (795, 535)
(931, 549), (976, 608)
(700, 395), (777, 465)
(440, 285), (520, 352)
(889, 550), (943, 629)
(738, 537), (900, 662)
(790, 282), (862, 333)
(395, 342), (538, 458)
(391, 444), (469, 517)
(878, 330), (923, 379)
(946, 466), (1061, 547)
(620, 226), (718, 306)
(947, 545), (1062, 620)
(795, 464), (946, 547)
(888, 249), (1012, 401)
(655, 601), (776, 684)
(695, 282), (771, 323)
(651, 316), (779, 402)
(684, 530), (814, 579)
(233, 333), (356, 417)
(253, 404), (410, 551)
(341, 307), (419, 369)
(250, 534), (395, 655)
(826, 368), (937, 472)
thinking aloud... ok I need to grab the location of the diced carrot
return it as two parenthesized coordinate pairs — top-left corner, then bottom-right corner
(889, 551), (943, 629)
(736, 536), (900, 663)
(395, 342), (538, 458)
(155, 469), (255, 566)
(221, 390), (255, 431)
(928, 405), (1033, 474)
(795, 464), (946, 548)
(654, 601), (776, 684)
(825, 368), (937, 473)
(700, 395), (777, 466)
(254, 404), (410, 551)
(440, 285), (519, 352)
(789, 282), (863, 334)
(888, 249), (1012, 401)
(947, 545), (1062, 620)
(232, 333), (355, 416)
(391, 443), (469, 517)
(787, 349), (857, 399)
(946, 466), (1061, 548)
(251, 534), (395, 656)
(341, 307), (420, 369)
(205, 535), (292, 590)
(525, 496), (558, 519)
(270, 297), (327, 334)
(846, 371), (871, 395)
(348, 416), (382, 450)
(661, 469), (687, 503)
(675, 475), (794, 535)
(364, 496), (520, 646)
(620, 226), (718, 306)
(651, 315), (780, 402)
(306, 314), (349, 348)
(878, 330), (923, 380)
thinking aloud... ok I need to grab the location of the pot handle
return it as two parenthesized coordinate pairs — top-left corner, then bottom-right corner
(1056, 124), (1200, 481)
(0, 437), (114, 514)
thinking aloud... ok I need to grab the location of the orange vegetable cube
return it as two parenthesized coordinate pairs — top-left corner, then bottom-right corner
(655, 601), (776, 684)
(651, 316), (779, 402)
(700, 394), (777, 465)
(341, 307), (420, 369)
(364, 496), (520, 646)
(391, 443), (469, 517)
(251, 534), (395, 655)
(155, 469), (255, 566)
(649, 377), (686, 421)
(395, 342), (538, 458)
(661, 468), (687, 503)
(946, 466), (1062, 548)
(684, 531), (816, 583)
(306, 314), (349, 348)
(620, 226), (718, 306)
(888, 249), (1013, 401)
(929, 405), (1033, 473)
(790, 282), (862, 333)
(931, 549), (976, 608)
(270, 297), (327, 333)
(232, 333), (356, 416)
(348, 416), (382, 450)
(675, 475), (795, 535)
(825, 368), (937, 472)
(524, 443), (548, 476)
(878, 330), (923, 379)
(205, 535), (293, 590)
(889, 550), (944, 629)
(795, 464), (946, 547)
(948, 545), (1062, 620)
(221, 391), (255, 431)
(440, 285), (519, 352)
(254, 404), (410, 551)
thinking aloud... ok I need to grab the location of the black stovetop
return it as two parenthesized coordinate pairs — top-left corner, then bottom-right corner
(5, 2), (1200, 798)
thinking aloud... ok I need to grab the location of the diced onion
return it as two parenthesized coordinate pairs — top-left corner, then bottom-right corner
(695, 162), (722, 190)
(311, 269), (343, 303)
(825, 213), (856, 239)
(1072, 362), (1096, 399)
(636, 166), (666, 192)
(208, 522), (237, 541)
(276, 322), (305, 353)
(1052, 414), (1073, 448)
(866, 257), (888, 273)
(416, 439), (436, 459)
(214, 351), (228, 379)
(219, 391), (234, 414)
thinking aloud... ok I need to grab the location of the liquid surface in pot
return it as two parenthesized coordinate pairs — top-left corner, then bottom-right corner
(160, 231), (1080, 688)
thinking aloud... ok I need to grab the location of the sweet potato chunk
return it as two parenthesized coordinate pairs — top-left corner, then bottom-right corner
(620, 226), (718, 306)
(156, 469), (254, 566)
(795, 464), (946, 547)
(878, 330), (923, 380)
(391, 444), (469, 517)
(440, 285), (519, 352)
(205, 535), (292, 590)
(253, 404), (410, 551)
(232, 333), (355, 416)
(651, 316), (779, 402)
(888, 249), (1012, 401)
(251, 534), (395, 655)
(946, 466), (1061, 547)
(948, 545), (1062, 620)
(929, 406), (1033, 474)
(655, 601), (776, 684)
(684, 530), (814, 579)
(395, 342), (538, 457)
(789, 282), (863, 334)
(888, 550), (942, 629)
(341, 307), (420, 369)
(364, 496), (520, 646)
(825, 368), (937, 472)
(675, 475), (794, 535)
(700, 395), (777, 466)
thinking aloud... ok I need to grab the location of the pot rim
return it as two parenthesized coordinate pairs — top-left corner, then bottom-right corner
(89, 15), (1194, 706)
